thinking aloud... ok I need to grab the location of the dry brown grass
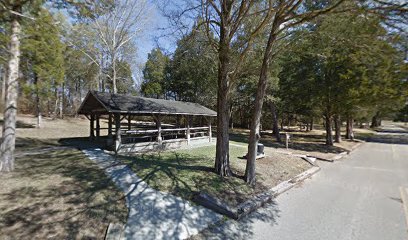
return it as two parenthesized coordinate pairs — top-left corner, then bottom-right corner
(0, 115), (127, 240)
(230, 125), (374, 160)
(11, 114), (107, 139)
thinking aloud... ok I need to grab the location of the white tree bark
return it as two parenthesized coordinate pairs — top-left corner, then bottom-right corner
(0, 17), (21, 172)
(0, 65), (6, 111)
(59, 83), (64, 119)
(91, 0), (149, 94)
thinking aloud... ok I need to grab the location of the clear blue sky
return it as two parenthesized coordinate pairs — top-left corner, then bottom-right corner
(136, 3), (177, 63)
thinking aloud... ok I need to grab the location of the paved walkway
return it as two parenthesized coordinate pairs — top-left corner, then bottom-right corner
(82, 148), (222, 240)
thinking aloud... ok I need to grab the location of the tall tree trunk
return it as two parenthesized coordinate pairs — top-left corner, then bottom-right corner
(229, 105), (234, 129)
(47, 98), (51, 117)
(280, 118), (283, 131)
(370, 115), (376, 128)
(112, 54), (117, 94)
(101, 55), (106, 92)
(370, 111), (380, 128)
(346, 116), (354, 140)
(334, 115), (341, 143)
(97, 56), (102, 92)
(0, 65), (6, 111)
(325, 117), (333, 145)
(310, 118), (314, 131)
(215, 19), (232, 177)
(34, 75), (41, 128)
(53, 88), (58, 119)
(245, 21), (278, 185)
(59, 83), (64, 119)
(0, 16), (21, 172)
(325, 114), (333, 146)
(270, 101), (281, 142)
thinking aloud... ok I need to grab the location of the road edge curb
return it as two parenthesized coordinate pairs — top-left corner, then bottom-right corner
(192, 166), (321, 220)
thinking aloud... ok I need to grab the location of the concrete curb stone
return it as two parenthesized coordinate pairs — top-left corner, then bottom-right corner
(192, 166), (321, 220)
(330, 141), (364, 161)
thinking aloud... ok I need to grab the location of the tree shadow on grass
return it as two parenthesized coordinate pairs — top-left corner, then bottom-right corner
(0, 137), (127, 240)
(120, 151), (269, 208)
(58, 137), (108, 150)
(15, 137), (61, 149)
(111, 150), (277, 239)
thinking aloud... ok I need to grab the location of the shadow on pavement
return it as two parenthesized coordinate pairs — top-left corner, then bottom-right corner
(194, 200), (280, 239)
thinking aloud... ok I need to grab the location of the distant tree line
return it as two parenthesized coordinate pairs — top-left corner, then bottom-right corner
(142, 9), (407, 145)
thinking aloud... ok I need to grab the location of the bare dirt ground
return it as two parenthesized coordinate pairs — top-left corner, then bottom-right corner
(231, 146), (311, 190)
(0, 114), (127, 240)
(230, 126), (374, 161)
(392, 121), (408, 130)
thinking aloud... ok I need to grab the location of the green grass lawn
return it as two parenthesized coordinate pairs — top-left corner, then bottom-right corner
(0, 138), (127, 240)
(120, 145), (268, 207)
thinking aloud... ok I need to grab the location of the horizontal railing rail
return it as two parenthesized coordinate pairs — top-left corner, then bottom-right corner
(124, 126), (209, 135)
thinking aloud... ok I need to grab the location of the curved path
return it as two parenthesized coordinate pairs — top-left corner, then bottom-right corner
(82, 149), (222, 240)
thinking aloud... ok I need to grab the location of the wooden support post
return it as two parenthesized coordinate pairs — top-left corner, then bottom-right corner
(114, 113), (121, 153)
(128, 114), (132, 131)
(176, 115), (180, 128)
(96, 114), (100, 139)
(175, 116), (180, 139)
(90, 114), (95, 140)
(106, 113), (113, 146)
(108, 113), (112, 137)
(186, 116), (191, 145)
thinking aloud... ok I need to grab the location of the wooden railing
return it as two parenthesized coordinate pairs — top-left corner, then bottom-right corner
(121, 126), (211, 144)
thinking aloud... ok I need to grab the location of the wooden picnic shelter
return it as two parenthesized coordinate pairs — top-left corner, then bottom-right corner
(77, 91), (217, 153)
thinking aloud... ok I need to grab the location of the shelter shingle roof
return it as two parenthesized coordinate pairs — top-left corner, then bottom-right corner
(78, 91), (217, 116)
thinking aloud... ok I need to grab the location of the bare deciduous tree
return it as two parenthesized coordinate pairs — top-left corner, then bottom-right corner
(196, 0), (276, 177)
(90, 0), (149, 93)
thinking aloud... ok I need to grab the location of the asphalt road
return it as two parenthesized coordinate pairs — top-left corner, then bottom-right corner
(201, 123), (408, 240)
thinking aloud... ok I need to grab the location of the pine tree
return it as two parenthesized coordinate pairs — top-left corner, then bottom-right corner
(21, 8), (65, 127)
(168, 25), (217, 107)
(141, 48), (170, 98)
